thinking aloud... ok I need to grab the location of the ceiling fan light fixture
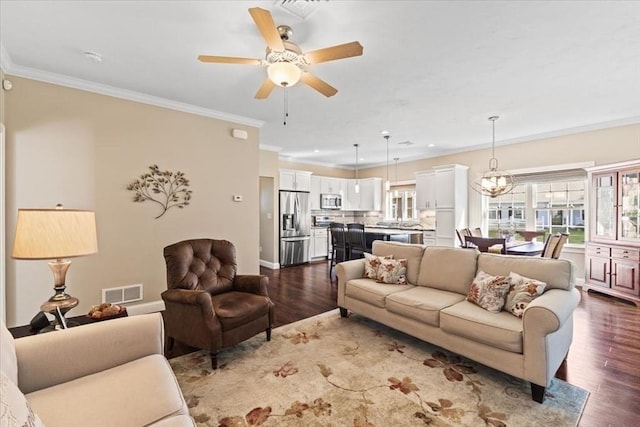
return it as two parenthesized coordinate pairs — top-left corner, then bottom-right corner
(267, 61), (301, 87)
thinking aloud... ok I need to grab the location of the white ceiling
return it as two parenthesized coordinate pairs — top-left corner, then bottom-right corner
(1, 1), (639, 169)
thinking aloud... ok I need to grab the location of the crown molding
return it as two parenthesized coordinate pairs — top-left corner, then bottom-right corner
(0, 44), (264, 128)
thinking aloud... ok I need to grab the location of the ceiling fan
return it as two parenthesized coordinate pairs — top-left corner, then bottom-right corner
(198, 7), (363, 99)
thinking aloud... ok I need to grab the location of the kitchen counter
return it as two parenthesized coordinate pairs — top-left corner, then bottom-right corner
(365, 225), (435, 232)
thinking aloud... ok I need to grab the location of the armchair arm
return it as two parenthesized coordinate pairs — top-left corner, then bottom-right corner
(234, 275), (269, 296)
(161, 289), (221, 351)
(16, 313), (164, 394)
(336, 259), (366, 307)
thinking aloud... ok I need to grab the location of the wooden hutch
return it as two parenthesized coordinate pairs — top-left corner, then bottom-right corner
(584, 159), (640, 306)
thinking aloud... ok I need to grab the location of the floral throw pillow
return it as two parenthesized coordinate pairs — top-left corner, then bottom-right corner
(363, 253), (393, 279)
(467, 271), (511, 313)
(0, 371), (46, 427)
(376, 258), (408, 285)
(504, 272), (547, 317)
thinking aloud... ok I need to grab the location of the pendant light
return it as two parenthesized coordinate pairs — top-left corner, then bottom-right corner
(382, 131), (391, 191)
(354, 143), (360, 194)
(472, 116), (516, 198)
(393, 157), (400, 198)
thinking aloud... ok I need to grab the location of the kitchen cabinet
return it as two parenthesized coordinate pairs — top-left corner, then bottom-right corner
(415, 171), (436, 210)
(584, 160), (640, 306)
(415, 165), (468, 247)
(346, 178), (382, 211)
(422, 230), (436, 247)
(279, 169), (311, 192)
(320, 177), (345, 196)
(310, 176), (321, 210)
(311, 228), (329, 259)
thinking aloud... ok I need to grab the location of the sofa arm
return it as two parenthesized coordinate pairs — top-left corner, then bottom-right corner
(523, 288), (580, 335)
(336, 259), (366, 307)
(16, 312), (164, 394)
(234, 275), (269, 296)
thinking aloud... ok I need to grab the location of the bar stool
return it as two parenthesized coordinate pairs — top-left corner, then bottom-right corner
(347, 223), (367, 260)
(329, 222), (348, 276)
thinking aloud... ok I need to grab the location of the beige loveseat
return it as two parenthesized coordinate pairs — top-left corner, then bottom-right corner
(0, 313), (195, 427)
(337, 241), (581, 403)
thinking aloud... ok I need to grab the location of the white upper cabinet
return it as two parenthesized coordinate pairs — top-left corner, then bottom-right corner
(310, 175), (321, 210)
(279, 169), (312, 192)
(415, 171), (436, 210)
(320, 177), (345, 195)
(346, 178), (382, 211)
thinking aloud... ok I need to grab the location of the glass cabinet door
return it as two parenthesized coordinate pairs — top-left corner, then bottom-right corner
(618, 168), (640, 242)
(593, 172), (616, 240)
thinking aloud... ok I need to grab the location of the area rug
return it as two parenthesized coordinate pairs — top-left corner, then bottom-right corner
(170, 309), (588, 427)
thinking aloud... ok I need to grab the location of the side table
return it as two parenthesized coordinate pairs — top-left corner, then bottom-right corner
(9, 309), (128, 339)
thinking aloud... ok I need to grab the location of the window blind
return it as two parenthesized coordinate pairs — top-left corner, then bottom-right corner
(513, 168), (587, 185)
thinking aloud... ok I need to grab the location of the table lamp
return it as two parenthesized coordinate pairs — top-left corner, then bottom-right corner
(12, 205), (98, 330)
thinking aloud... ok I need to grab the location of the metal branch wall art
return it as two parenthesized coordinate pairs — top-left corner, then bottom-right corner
(127, 165), (193, 219)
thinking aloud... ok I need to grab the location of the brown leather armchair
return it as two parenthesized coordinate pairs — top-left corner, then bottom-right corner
(161, 239), (274, 369)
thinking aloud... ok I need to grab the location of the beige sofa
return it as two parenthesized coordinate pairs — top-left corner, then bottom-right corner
(337, 241), (580, 403)
(0, 313), (195, 427)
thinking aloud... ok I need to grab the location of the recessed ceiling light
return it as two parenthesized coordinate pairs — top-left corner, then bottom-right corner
(314, 149), (320, 153)
(83, 51), (103, 63)
(427, 143), (435, 147)
(380, 130), (390, 136)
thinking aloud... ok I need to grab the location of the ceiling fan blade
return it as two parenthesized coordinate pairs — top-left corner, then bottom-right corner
(255, 78), (276, 99)
(300, 72), (338, 97)
(303, 41), (364, 64)
(198, 55), (262, 65)
(248, 7), (285, 52)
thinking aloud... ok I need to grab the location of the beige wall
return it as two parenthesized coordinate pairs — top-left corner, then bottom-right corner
(259, 150), (280, 266)
(4, 76), (261, 326)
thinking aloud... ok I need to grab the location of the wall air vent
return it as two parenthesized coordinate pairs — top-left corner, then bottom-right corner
(102, 284), (143, 304)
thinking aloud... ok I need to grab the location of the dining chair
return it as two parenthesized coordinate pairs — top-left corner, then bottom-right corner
(329, 222), (348, 276)
(346, 223), (367, 260)
(552, 233), (569, 259)
(456, 228), (471, 248)
(517, 230), (547, 242)
(541, 233), (562, 258)
(464, 236), (507, 254)
(471, 227), (483, 237)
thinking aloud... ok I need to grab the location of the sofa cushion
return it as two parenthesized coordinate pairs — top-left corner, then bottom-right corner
(416, 247), (479, 295)
(376, 258), (408, 284)
(505, 272), (547, 318)
(440, 301), (523, 353)
(477, 253), (574, 291)
(26, 354), (188, 427)
(345, 278), (413, 308)
(0, 321), (18, 384)
(1, 371), (46, 427)
(372, 241), (426, 285)
(466, 271), (511, 313)
(386, 287), (466, 326)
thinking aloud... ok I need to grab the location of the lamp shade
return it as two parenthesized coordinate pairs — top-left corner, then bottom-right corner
(12, 209), (98, 260)
(267, 61), (302, 87)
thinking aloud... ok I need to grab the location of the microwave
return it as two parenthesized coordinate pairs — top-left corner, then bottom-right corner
(320, 194), (342, 210)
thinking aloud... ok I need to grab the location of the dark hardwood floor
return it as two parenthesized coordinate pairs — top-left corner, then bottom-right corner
(170, 260), (640, 427)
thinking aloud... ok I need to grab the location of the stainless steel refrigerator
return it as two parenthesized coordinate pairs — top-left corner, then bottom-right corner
(279, 190), (310, 267)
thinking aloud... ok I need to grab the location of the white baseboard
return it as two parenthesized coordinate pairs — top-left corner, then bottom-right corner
(125, 300), (165, 316)
(260, 259), (280, 269)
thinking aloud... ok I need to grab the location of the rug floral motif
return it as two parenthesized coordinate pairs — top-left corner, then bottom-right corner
(169, 310), (588, 427)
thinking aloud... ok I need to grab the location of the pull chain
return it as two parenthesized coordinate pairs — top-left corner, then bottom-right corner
(283, 84), (289, 126)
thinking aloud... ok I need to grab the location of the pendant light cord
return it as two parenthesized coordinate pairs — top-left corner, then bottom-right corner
(488, 116), (499, 170)
(385, 135), (390, 184)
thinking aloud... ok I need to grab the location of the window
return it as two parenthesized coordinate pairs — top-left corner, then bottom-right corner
(387, 186), (417, 221)
(486, 171), (586, 245)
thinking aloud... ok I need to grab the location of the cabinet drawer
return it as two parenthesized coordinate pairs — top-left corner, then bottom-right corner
(612, 248), (640, 262)
(587, 244), (611, 257)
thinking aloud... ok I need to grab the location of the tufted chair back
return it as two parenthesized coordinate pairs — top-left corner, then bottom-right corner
(164, 239), (237, 296)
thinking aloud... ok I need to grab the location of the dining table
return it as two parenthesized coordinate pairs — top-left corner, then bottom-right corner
(505, 241), (546, 256)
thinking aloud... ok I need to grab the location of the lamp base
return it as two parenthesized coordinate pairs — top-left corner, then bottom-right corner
(40, 296), (79, 330)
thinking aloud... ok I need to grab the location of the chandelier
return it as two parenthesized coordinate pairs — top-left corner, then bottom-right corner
(472, 116), (516, 198)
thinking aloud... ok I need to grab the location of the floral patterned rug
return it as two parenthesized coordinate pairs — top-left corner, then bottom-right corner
(170, 309), (588, 427)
